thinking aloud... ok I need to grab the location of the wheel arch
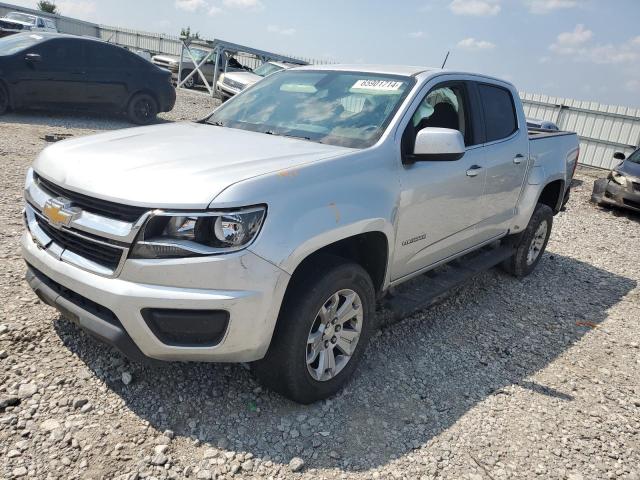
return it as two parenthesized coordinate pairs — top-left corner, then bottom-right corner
(537, 179), (565, 214)
(285, 231), (390, 299)
(126, 89), (160, 110)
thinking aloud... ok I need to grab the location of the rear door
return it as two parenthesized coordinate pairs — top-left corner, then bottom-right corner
(14, 38), (87, 106)
(474, 82), (529, 239)
(84, 43), (134, 109)
(392, 79), (489, 280)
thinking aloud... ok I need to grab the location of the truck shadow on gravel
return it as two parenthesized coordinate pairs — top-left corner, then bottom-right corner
(53, 252), (636, 472)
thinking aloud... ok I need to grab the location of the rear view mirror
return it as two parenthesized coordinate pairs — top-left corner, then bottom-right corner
(25, 53), (42, 64)
(407, 127), (465, 163)
(613, 152), (626, 160)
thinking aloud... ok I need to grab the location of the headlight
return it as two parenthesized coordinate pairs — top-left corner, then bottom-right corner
(610, 171), (628, 186)
(130, 206), (266, 259)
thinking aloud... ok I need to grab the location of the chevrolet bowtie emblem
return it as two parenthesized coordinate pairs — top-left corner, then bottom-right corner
(43, 198), (78, 227)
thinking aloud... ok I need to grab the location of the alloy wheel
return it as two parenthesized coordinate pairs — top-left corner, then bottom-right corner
(527, 220), (548, 265)
(306, 289), (363, 382)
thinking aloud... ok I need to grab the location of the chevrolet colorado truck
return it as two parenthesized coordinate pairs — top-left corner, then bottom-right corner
(22, 65), (579, 403)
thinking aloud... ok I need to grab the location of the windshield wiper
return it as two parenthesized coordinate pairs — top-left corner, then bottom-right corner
(208, 120), (225, 127)
(263, 130), (312, 141)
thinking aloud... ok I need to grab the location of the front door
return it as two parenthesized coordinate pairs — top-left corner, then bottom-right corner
(392, 81), (488, 281)
(15, 38), (87, 106)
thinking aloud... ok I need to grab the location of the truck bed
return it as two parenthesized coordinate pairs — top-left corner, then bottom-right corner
(528, 128), (580, 191)
(528, 127), (576, 141)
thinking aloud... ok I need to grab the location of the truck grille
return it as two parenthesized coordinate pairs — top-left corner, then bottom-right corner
(0, 20), (23, 30)
(223, 77), (245, 90)
(35, 214), (124, 271)
(35, 174), (147, 223)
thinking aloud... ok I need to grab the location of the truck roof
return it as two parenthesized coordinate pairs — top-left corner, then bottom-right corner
(292, 64), (515, 87)
(293, 64), (440, 77)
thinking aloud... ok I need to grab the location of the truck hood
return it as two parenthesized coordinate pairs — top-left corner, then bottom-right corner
(224, 70), (262, 86)
(33, 122), (351, 209)
(152, 54), (179, 64)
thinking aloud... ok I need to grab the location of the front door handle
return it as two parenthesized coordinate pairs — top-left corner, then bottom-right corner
(513, 154), (526, 164)
(466, 165), (483, 177)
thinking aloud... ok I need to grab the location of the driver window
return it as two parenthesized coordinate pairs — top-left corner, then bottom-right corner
(412, 85), (469, 143)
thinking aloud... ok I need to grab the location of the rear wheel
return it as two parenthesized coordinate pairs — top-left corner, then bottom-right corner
(127, 93), (158, 125)
(252, 255), (375, 404)
(501, 203), (553, 278)
(0, 83), (9, 115)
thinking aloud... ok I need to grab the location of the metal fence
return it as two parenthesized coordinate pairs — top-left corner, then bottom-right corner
(521, 93), (640, 170)
(98, 25), (182, 56)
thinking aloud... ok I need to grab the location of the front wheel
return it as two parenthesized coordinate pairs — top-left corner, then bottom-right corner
(180, 69), (195, 89)
(127, 93), (158, 125)
(252, 255), (375, 404)
(501, 203), (553, 278)
(0, 83), (9, 116)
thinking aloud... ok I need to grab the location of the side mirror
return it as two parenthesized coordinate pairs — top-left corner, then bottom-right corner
(613, 152), (626, 160)
(25, 53), (42, 64)
(406, 127), (465, 163)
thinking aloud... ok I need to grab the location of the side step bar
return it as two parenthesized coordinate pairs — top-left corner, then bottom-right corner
(381, 245), (515, 325)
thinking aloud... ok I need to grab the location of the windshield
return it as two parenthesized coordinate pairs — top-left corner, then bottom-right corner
(628, 149), (640, 165)
(6, 12), (36, 24)
(253, 62), (284, 77)
(207, 70), (414, 148)
(0, 33), (43, 55)
(182, 48), (211, 63)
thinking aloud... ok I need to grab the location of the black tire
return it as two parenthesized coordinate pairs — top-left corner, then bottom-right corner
(0, 82), (9, 116)
(180, 69), (195, 89)
(252, 254), (376, 404)
(127, 93), (158, 125)
(501, 203), (553, 278)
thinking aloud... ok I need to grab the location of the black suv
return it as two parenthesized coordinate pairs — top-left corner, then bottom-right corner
(0, 33), (176, 124)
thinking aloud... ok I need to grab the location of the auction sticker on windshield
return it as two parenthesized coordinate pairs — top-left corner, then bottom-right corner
(352, 79), (404, 91)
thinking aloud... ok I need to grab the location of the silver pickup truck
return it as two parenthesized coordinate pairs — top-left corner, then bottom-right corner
(22, 65), (579, 403)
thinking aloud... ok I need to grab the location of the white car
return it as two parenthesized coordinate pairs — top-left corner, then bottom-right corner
(0, 12), (57, 36)
(217, 60), (298, 99)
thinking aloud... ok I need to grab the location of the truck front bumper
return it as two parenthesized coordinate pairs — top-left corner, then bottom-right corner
(22, 230), (290, 363)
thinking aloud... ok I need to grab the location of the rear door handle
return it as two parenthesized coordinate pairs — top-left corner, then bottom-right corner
(513, 154), (526, 164)
(466, 165), (483, 177)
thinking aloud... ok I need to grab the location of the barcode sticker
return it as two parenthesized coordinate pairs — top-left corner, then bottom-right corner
(351, 79), (403, 91)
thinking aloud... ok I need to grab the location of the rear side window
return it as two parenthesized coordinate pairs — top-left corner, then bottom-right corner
(478, 84), (517, 142)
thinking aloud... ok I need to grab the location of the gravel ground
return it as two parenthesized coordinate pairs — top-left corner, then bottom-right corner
(1, 91), (639, 480)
